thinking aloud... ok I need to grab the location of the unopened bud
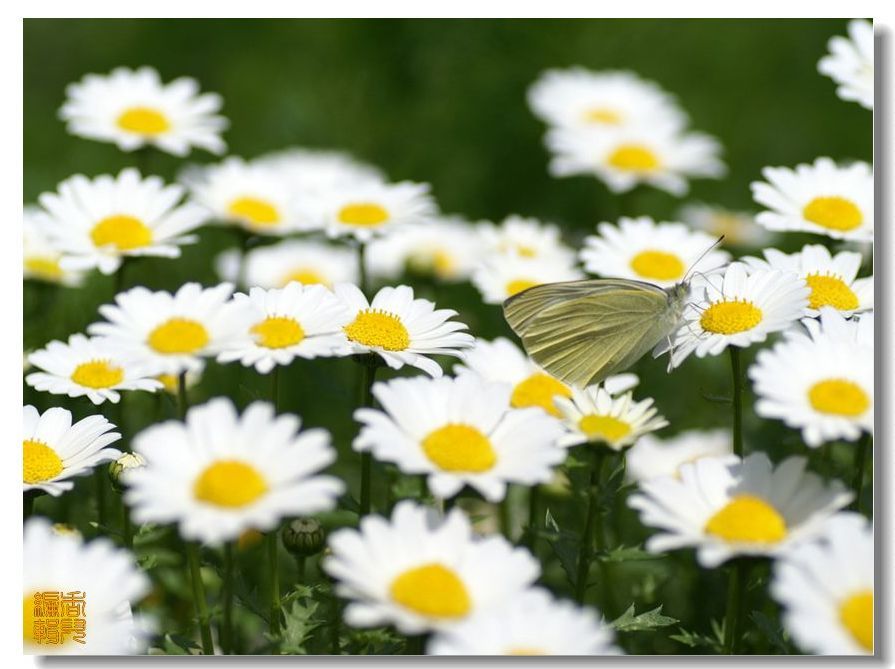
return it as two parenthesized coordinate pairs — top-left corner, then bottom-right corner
(108, 453), (146, 493)
(281, 518), (326, 558)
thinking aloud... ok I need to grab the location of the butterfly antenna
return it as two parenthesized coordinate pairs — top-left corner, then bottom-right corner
(682, 235), (725, 283)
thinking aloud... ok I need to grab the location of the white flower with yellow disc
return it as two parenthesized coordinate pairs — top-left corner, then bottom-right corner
(626, 429), (735, 484)
(24, 206), (85, 286)
(477, 215), (576, 265)
(772, 512), (873, 655)
(628, 452), (853, 567)
(26, 334), (162, 405)
(87, 282), (243, 376)
(471, 253), (584, 304)
(354, 375), (565, 502)
(217, 283), (352, 374)
(60, 66), (227, 156)
(335, 283), (473, 377)
(216, 239), (359, 289)
(37, 168), (207, 275)
(23, 405), (122, 496)
(751, 158), (873, 241)
(124, 397), (343, 545)
(678, 202), (773, 248)
(580, 216), (730, 288)
(818, 19), (873, 110)
(252, 146), (384, 194)
(322, 501), (539, 633)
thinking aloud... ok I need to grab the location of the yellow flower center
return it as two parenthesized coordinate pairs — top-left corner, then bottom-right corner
(237, 528), (264, 551)
(583, 107), (623, 125)
(505, 278), (539, 297)
(90, 215), (153, 251)
(421, 424), (497, 473)
(193, 460), (268, 508)
(25, 257), (63, 281)
(578, 414), (632, 444)
(408, 248), (457, 278)
(157, 373), (179, 394)
(808, 379), (870, 417)
(607, 143), (661, 172)
(227, 197), (281, 227)
(279, 268), (329, 287)
(700, 300), (763, 335)
(704, 494), (787, 544)
(804, 273), (859, 311)
(511, 373), (572, 418)
(148, 318), (210, 355)
(802, 196), (863, 232)
(389, 563), (471, 619)
(116, 106), (171, 135)
(70, 359), (125, 389)
(23, 439), (64, 484)
(709, 213), (748, 243)
(337, 203), (390, 227)
(839, 590), (873, 652)
(629, 250), (686, 281)
(250, 316), (306, 349)
(343, 309), (410, 351)
(506, 647), (548, 656)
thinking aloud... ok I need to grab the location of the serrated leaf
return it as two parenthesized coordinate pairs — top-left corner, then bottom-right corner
(548, 532), (579, 589)
(669, 627), (723, 652)
(610, 603), (678, 632)
(544, 507), (560, 533)
(278, 598), (322, 655)
(750, 610), (791, 654)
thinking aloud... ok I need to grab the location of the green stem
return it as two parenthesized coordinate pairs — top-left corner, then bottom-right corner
(186, 542), (215, 655)
(221, 542), (235, 654)
(722, 559), (748, 655)
(94, 469), (108, 529)
(122, 501), (133, 550)
(851, 433), (872, 514)
(358, 359), (378, 517)
(295, 555), (307, 582)
(358, 241), (369, 297)
(268, 531), (281, 636)
(499, 494), (512, 541)
(729, 347), (744, 458)
(575, 449), (605, 604)
(330, 584), (342, 655)
(177, 371), (189, 421)
(526, 485), (541, 551)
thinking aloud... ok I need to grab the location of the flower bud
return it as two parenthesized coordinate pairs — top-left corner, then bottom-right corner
(281, 518), (326, 558)
(108, 452), (147, 493)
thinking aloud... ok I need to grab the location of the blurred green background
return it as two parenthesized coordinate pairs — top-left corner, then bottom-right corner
(23, 19), (872, 655)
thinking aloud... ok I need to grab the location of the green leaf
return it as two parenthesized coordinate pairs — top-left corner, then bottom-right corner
(161, 633), (201, 655)
(598, 544), (663, 563)
(548, 533), (580, 589)
(669, 627), (723, 653)
(278, 596), (322, 654)
(610, 604), (679, 632)
(750, 610), (791, 654)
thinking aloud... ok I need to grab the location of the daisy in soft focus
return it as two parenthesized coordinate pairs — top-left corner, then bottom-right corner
(334, 283), (473, 377)
(252, 146), (384, 194)
(657, 262), (809, 370)
(23, 206), (85, 286)
(156, 366), (203, 396)
(678, 202), (772, 248)
(366, 217), (483, 283)
(185, 157), (303, 235)
(818, 19), (873, 110)
(772, 512), (873, 655)
(477, 215), (576, 265)
(626, 429), (735, 484)
(26, 334), (162, 405)
(628, 452), (852, 567)
(60, 66), (227, 156)
(124, 398), (343, 544)
(322, 501), (539, 633)
(751, 157), (873, 241)
(216, 239), (359, 288)
(217, 283), (352, 374)
(37, 168), (208, 275)
(354, 375), (565, 502)
(546, 124), (725, 196)
(742, 244), (872, 316)
(554, 384), (667, 451)
(24, 518), (152, 654)
(88, 283), (242, 376)
(580, 217), (730, 287)
(749, 308), (873, 447)
(472, 253), (584, 304)
(23, 405), (122, 496)
(429, 587), (619, 656)
(528, 67), (686, 132)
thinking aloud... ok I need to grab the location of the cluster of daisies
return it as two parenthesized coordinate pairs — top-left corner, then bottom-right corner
(23, 18), (873, 657)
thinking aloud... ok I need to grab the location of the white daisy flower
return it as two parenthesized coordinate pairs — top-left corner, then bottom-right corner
(428, 587), (620, 655)
(580, 216), (731, 287)
(60, 66), (227, 156)
(628, 452), (853, 567)
(185, 157), (303, 235)
(24, 206), (85, 286)
(26, 334), (162, 405)
(677, 202), (773, 248)
(23, 405), (122, 496)
(37, 168), (208, 275)
(366, 217), (483, 283)
(454, 337), (639, 418)
(751, 157), (873, 242)
(217, 283), (352, 374)
(657, 262), (810, 370)
(24, 518), (152, 655)
(626, 429), (736, 484)
(252, 147), (384, 194)
(87, 282), (243, 376)
(354, 375), (565, 502)
(742, 244), (872, 316)
(323, 500), (539, 633)
(546, 124), (725, 196)
(772, 512), (873, 655)
(125, 397), (343, 545)
(471, 253), (584, 305)
(477, 215), (576, 265)
(818, 19), (873, 110)
(528, 67), (686, 132)
(156, 366), (202, 395)
(749, 308), (873, 447)
(301, 180), (437, 242)
(216, 239), (359, 289)
(335, 283), (473, 377)
(554, 384), (667, 451)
